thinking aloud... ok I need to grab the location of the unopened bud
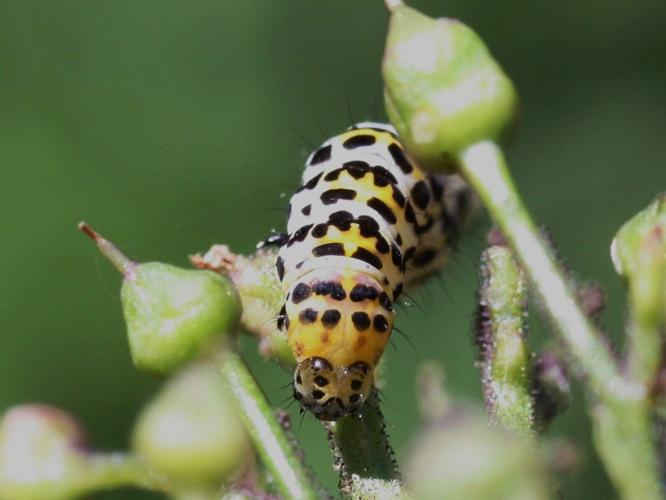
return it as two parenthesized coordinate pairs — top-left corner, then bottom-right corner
(0, 405), (89, 500)
(383, 3), (517, 172)
(132, 363), (252, 486)
(610, 194), (666, 325)
(407, 408), (549, 500)
(611, 194), (665, 280)
(80, 223), (241, 376)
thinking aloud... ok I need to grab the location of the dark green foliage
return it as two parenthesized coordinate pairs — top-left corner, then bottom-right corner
(1, 2), (665, 498)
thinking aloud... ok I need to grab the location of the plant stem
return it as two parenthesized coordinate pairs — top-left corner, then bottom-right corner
(592, 402), (661, 500)
(458, 141), (630, 403)
(326, 392), (405, 499)
(458, 140), (663, 498)
(216, 349), (320, 500)
(624, 221), (665, 388)
(329, 392), (399, 482)
(477, 246), (534, 438)
(83, 453), (164, 493)
(78, 222), (136, 276)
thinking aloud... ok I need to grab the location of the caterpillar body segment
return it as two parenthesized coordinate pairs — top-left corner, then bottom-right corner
(276, 122), (471, 420)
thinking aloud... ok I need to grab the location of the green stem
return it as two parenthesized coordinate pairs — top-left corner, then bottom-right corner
(458, 140), (662, 498)
(592, 403), (662, 500)
(626, 312), (661, 390)
(82, 453), (164, 493)
(216, 349), (320, 500)
(477, 246), (534, 438)
(172, 489), (218, 500)
(625, 227), (665, 388)
(458, 141), (630, 403)
(329, 392), (399, 482)
(78, 222), (137, 276)
(326, 392), (405, 499)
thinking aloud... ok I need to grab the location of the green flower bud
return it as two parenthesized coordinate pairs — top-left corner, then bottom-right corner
(122, 262), (240, 375)
(611, 194), (665, 280)
(0, 405), (89, 500)
(407, 410), (549, 500)
(132, 362), (252, 487)
(382, 3), (518, 171)
(610, 194), (665, 325)
(79, 223), (241, 376)
(191, 245), (295, 368)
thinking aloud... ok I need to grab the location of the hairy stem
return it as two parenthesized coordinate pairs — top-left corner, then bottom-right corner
(325, 392), (404, 498)
(477, 245), (534, 437)
(459, 141), (629, 402)
(328, 393), (398, 481)
(216, 349), (320, 500)
(458, 140), (662, 498)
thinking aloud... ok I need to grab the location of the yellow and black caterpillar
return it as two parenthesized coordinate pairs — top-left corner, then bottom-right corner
(273, 122), (472, 420)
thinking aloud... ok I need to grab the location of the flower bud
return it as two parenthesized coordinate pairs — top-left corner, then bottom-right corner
(611, 194), (665, 280)
(122, 262), (240, 375)
(610, 194), (666, 324)
(382, 3), (517, 172)
(132, 362), (252, 487)
(407, 410), (549, 500)
(79, 223), (241, 376)
(0, 405), (89, 499)
(191, 244), (295, 368)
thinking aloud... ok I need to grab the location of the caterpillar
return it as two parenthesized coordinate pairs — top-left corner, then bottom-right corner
(274, 122), (473, 420)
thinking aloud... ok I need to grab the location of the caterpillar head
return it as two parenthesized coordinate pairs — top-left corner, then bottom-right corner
(293, 357), (373, 420)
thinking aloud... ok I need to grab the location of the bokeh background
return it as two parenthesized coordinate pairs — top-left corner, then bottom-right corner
(2, 1), (665, 498)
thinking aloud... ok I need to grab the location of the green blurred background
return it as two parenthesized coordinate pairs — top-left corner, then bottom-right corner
(1, 1), (665, 498)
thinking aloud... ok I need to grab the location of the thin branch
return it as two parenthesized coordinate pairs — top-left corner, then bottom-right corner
(458, 141), (632, 404)
(216, 349), (322, 500)
(325, 392), (404, 498)
(82, 453), (165, 493)
(458, 140), (663, 499)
